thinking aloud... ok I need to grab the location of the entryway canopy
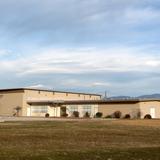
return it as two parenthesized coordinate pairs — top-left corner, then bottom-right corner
(27, 99), (140, 106)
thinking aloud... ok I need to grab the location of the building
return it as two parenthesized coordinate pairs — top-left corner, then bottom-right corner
(98, 99), (160, 119)
(0, 88), (101, 117)
(0, 88), (160, 119)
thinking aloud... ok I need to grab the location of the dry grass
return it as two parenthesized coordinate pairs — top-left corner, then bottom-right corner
(0, 119), (160, 159)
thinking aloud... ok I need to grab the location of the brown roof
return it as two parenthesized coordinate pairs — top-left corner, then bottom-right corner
(27, 98), (160, 105)
(0, 88), (101, 96)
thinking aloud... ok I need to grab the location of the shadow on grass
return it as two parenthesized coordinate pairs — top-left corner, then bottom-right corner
(0, 147), (160, 160)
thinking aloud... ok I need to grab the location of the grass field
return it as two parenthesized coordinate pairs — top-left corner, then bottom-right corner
(0, 119), (160, 160)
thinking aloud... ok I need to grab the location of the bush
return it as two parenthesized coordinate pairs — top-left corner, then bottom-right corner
(83, 112), (90, 118)
(124, 114), (131, 119)
(144, 114), (152, 119)
(95, 112), (103, 118)
(113, 111), (122, 118)
(105, 115), (112, 118)
(72, 111), (79, 117)
(61, 113), (68, 117)
(45, 113), (50, 118)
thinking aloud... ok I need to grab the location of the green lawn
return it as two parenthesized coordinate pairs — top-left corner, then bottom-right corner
(0, 119), (160, 160)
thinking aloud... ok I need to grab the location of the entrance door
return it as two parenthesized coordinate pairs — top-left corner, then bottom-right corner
(27, 107), (31, 116)
(60, 107), (67, 117)
(150, 108), (155, 118)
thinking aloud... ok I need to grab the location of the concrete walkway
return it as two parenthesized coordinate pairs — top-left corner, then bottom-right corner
(0, 116), (104, 122)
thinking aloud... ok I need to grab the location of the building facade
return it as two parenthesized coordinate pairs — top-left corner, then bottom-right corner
(0, 88), (101, 117)
(98, 99), (160, 119)
(0, 88), (160, 119)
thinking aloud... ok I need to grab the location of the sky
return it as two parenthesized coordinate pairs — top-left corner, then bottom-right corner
(0, 0), (160, 97)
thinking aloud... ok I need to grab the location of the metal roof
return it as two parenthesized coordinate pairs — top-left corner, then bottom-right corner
(27, 98), (160, 106)
(0, 88), (101, 96)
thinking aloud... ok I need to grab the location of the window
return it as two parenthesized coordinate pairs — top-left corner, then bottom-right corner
(83, 105), (91, 114)
(31, 106), (48, 113)
(69, 105), (78, 113)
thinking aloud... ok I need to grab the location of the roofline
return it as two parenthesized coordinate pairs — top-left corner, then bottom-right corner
(27, 100), (138, 105)
(27, 98), (160, 105)
(0, 88), (102, 96)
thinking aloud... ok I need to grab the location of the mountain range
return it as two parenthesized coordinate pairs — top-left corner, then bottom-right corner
(105, 94), (160, 100)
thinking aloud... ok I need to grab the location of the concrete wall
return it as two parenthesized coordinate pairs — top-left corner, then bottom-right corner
(0, 91), (23, 116)
(24, 90), (100, 101)
(98, 101), (160, 119)
(23, 89), (101, 117)
(2, 88), (160, 119)
(139, 101), (160, 118)
(98, 103), (140, 118)
(0, 89), (100, 117)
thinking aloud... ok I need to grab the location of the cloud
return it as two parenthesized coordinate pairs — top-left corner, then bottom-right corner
(0, 49), (12, 57)
(124, 7), (160, 24)
(0, 0), (159, 46)
(60, 78), (110, 88)
(26, 84), (46, 89)
(0, 46), (159, 77)
(0, 46), (159, 96)
(145, 60), (160, 67)
(0, 0), (160, 96)
(5, 46), (158, 76)
(91, 82), (111, 87)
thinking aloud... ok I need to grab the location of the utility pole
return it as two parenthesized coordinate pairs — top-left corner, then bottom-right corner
(105, 91), (107, 99)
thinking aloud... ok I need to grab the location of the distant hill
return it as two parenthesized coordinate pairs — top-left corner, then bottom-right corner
(105, 94), (160, 100)
(137, 94), (160, 99)
(103, 96), (132, 100)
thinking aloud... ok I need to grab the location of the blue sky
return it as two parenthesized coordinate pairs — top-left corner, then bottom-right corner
(0, 0), (160, 96)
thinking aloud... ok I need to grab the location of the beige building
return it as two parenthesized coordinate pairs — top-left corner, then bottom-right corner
(98, 99), (160, 119)
(0, 88), (101, 117)
(0, 88), (159, 119)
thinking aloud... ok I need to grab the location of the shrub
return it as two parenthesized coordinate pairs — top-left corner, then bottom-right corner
(144, 114), (152, 119)
(124, 114), (131, 119)
(95, 112), (103, 118)
(113, 111), (122, 118)
(61, 113), (68, 117)
(45, 113), (50, 118)
(83, 112), (90, 118)
(105, 115), (112, 118)
(14, 106), (22, 117)
(72, 111), (79, 117)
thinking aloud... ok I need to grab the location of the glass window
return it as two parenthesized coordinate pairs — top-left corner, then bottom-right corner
(83, 105), (91, 114)
(69, 105), (78, 113)
(31, 106), (48, 113)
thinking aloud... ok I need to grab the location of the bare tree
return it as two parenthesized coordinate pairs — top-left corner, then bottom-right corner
(14, 106), (22, 117)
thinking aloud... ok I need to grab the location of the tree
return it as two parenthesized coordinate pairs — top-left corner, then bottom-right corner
(113, 111), (122, 118)
(95, 112), (103, 118)
(14, 106), (22, 117)
(72, 111), (79, 117)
